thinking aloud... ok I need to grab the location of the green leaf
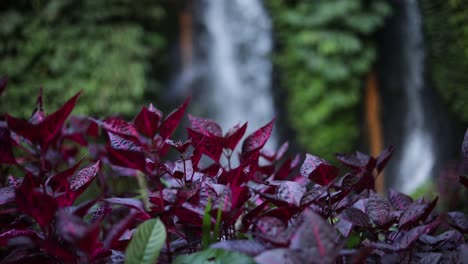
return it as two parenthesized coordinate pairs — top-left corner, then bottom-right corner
(125, 218), (166, 264)
(202, 197), (213, 249)
(174, 248), (255, 264)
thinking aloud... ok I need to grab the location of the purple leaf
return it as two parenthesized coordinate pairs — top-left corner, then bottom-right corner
(224, 122), (247, 150)
(103, 212), (136, 250)
(104, 197), (150, 218)
(255, 249), (306, 264)
(159, 97), (190, 139)
(388, 189), (413, 211)
(254, 216), (289, 246)
(399, 203), (427, 229)
(335, 152), (371, 170)
(275, 181), (306, 207)
(447, 212), (468, 233)
(340, 207), (370, 228)
(69, 161), (100, 191)
(188, 114), (223, 137)
(396, 225), (431, 250)
(0, 229), (39, 246)
(0, 127), (16, 165)
(242, 118), (275, 153)
(376, 146), (394, 173)
(417, 253), (442, 264)
(210, 240), (266, 256)
(366, 193), (390, 226)
(290, 209), (338, 262)
(133, 104), (161, 138)
(300, 185), (327, 206)
(0, 187), (15, 205)
(56, 209), (100, 254)
(300, 154), (339, 185)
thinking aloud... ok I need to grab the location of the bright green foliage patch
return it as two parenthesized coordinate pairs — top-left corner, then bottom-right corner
(266, 0), (391, 158)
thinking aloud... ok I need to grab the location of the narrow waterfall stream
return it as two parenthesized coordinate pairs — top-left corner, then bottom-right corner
(397, 0), (435, 193)
(190, 0), (277, 149)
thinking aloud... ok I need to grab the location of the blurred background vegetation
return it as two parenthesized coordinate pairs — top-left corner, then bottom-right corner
(0, 0), (467, 164)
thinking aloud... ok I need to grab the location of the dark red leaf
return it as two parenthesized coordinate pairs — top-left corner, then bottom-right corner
(165, 139), (191, 153)
(15, 187), (58, 229)
(107, 147), (146, 172)
(56, 209), (100, 254)
(224, 122), (247, 150)
(366, 193), (390, 226)
(159, 97), (190, 139)
(376, 146), (394, 173)
(0, 127), (16, 164)
(95, 117), (139, 137)
(290, 209), (338, 261)
(47, 159), (83, 191)
(300, 154), (339, 185)
(38, 91), (81, 150)
(211, 240), (266, 256)
(69, 161), (100, 192)
(242, 118), (275, 153)
(6, 114), (37, 143)
(30, 87), (45, 125)
(275, 158), (292, 180)
(0, 75), (6, 96)
(447, 212), (468, 233)
(231, 185), (250, 209)
(107, 131), (142, 152)
(188, 114), (223, 137)
(133, 105), (161, 138)
(103, 212), (136, 250)
(340, 207), (370, 228)
(463, 129), (468, 158)
(388, 189), (413, 211)
(460, 176), (468, 189)
(188, 128), (223, 162)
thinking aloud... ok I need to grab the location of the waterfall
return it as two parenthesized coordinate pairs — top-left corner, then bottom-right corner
(183, 0), (277, 149)
(397, 0), (435, 193)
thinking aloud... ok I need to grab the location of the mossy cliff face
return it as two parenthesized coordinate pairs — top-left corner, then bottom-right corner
(266, 0), (391, 158)
(0, 0), (168, 118)
(421, 0), (468, 123)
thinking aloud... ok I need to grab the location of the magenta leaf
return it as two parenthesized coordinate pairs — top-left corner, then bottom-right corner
(366, 193), (390, 226)
(6, 114), (37, 143)
(300, 154), (339, 185)
(159, 97), (190, 139)
(47, 158), (83, 191)
(340, 207), (370, 228)
(188, 114), (223, 137)
(290, 209), (338, 261)
(242, 118), (275, 153)
(463, 129), (468, 158)
(188, 128), (223, 162)
(69, 161), (100, 192)
(165, 139), (191, 153)
(224, 122), (247, 150)
(0, 127), (16, 165)
(38, 91), (81, 150)
(133, 105), (161, 138)
(388, 189), (413, 211)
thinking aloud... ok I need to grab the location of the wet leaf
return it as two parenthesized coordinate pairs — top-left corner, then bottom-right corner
(242, 118), (275, 153)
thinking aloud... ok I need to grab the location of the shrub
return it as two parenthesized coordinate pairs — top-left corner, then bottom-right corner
(0, 79), (466, 263)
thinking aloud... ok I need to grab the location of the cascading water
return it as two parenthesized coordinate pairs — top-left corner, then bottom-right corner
(188, 0), (277, 149)
(397, 0), (435, 193)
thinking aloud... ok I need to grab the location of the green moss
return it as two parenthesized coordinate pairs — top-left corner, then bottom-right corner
(266, 0), (391, 158)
